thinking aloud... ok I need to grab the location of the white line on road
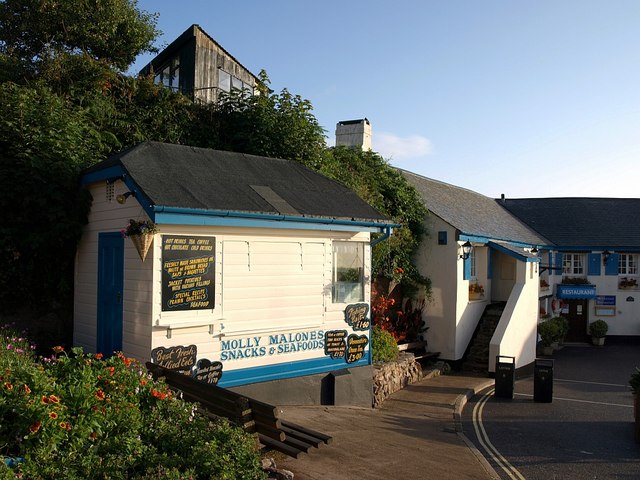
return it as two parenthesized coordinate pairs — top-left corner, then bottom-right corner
(554, 378), (628, 388)
(513, 392), (632, 408)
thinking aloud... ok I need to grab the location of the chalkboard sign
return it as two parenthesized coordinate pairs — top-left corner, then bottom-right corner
(192, 359), (223, 385)
(344, 303), (370, 331)
(324, 330), (347, 359)
(151, 344), (197, 371)
(346, 334), (368, 364)
(162, 235), (215, 311)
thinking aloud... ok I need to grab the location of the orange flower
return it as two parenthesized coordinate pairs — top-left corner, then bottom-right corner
(3, 383), (13, 390)
(107, 366), (115, 376)
(95, 353), (103, 360)
(139, 379), (147, 386)
(48, 394), (60, 404)
(23, 385), (31, 394)
(29, 421), (41, 433)
(41, 395), (51, 404)
(95, 389), (106, 401)
(52, 346), (64, 354)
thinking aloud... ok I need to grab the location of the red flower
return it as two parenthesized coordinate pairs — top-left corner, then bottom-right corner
(107, 367), (115, 376)
(95, 390), (106, 401)
(23, 385), (31, 394)
(3, 383), (13, 390)
(29, 421), (41, 433)
(48, 394), (60, 404)
(49, 411), (58, 420)
(41, 396), (51, 404)
(95, 353), (103, 360)
(52, 346), (64, 354)
(59, 421), (72, 431)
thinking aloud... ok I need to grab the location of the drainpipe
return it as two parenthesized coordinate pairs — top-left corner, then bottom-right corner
(370, 226), (393, 247)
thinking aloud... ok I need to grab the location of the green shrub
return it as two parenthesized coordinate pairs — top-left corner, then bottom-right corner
(0, 325), (266, 479)
(537, 319), (561, 347)
(553, 316), (569, 341)
(589, 319), (609, 338)
(372, 326), (399, 363)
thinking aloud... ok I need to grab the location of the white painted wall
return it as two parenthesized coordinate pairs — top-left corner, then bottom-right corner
(489, 259), (539, 372)
(414, 215), (458, 359)
(75, 179), (374, 375)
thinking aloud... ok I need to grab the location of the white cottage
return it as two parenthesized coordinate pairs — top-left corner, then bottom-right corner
(402, 171), (548, 375)
(74, 142), (395, 406)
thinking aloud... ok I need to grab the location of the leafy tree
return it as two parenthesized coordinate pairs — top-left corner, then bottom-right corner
(0, 0), (159, 92)
(187, 71), (327, 169)
(0, 82), (106, 313)
(319, 146), (429, 292)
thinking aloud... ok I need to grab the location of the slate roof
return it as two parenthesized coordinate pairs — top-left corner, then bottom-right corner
(84, 142), (388, 223)
(400, 170), (548, 245)
(499, 198), (640, 248)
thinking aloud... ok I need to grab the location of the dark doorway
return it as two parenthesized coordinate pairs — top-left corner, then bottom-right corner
(563, 299), (589, 342)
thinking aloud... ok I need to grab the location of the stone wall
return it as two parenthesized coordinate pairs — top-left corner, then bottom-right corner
(372, 352), (423, 408)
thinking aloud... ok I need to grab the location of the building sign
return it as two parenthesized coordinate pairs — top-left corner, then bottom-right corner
(595, 295), (616, 306)
(192, 359), (223, 385)
(324, 330), (347, 359)
(556, 284), (597, 299)
(161, 235), (215, 311)
(346, 334), (368, 364)
(151, 344), (197, 371)
(344, 303), (370, 331)
(219, 330), (325, 361)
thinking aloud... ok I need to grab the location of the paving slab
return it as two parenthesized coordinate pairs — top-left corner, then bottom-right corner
(277, 373), (498, 480)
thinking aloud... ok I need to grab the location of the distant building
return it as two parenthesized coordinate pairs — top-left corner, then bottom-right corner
(139, 24), (261, 104)
(335, 119), (372, 151)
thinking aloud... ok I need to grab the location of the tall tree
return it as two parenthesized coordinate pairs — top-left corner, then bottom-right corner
(0, 0), (159, 91)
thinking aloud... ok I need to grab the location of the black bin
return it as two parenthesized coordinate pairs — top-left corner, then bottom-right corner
(494, 355), (515, 399)
(534, 358), (554, 403)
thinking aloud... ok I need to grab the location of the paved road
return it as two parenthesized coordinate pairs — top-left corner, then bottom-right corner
(462, 343), (640, 479)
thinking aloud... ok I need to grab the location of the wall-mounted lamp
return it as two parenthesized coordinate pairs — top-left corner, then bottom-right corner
(459, 240), (472, 260)
(602, 250), (610, 265)
(116, 191), (136, 204)
(531, 246), (539, 256)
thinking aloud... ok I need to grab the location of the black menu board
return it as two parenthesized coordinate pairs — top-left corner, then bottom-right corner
(161, 235), (215, 311)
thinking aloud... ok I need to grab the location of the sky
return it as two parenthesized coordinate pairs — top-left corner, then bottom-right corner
(129, 0), (640, 199)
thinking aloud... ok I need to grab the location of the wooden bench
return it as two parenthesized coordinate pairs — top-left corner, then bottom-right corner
(397, 340), (439, 362)
(146, 362), (332, 458)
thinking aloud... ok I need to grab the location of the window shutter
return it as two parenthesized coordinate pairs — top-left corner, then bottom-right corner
(554, 252), (563, 273)
(588, 253), (601, 276)
(487, 249), (493, 280)
(463, 255), (471, 280)
(605, 253), (619, 276)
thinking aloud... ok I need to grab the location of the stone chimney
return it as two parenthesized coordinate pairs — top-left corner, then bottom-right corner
(335, 118), (372, 151)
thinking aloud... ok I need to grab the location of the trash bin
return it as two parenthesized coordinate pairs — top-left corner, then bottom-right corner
(494, 355), (515, 399)
(534, 358), (554, 403)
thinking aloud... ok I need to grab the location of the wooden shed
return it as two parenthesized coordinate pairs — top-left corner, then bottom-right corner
(74, 142), (395, 406)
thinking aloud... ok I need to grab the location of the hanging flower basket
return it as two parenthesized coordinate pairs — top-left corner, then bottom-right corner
(122, 219), (158, 262)
(129, 233), (154, 261)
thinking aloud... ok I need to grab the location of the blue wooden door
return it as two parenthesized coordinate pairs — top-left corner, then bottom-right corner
(97, 232), (124, 357)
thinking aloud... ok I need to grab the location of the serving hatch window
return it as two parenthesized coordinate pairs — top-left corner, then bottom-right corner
(332, 242), (364, 304)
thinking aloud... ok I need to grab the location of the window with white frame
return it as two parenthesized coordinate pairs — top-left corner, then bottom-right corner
(332, 242), (364, 304)
(562, 253), (585, 275)
(618, 254), (638, 275)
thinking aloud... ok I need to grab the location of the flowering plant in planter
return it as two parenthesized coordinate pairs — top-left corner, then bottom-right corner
(121, 219), (157, 238)
(469, 283), (484, 294)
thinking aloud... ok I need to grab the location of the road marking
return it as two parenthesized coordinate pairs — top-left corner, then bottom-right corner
(554, 378), (627, 388)
(472, 389), (526, 480)
(513, 392), (632, 408)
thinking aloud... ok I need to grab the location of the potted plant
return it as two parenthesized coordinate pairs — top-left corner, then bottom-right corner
(588, 319), (608, 346)
(469, 282), (484, 300)
(540, 279), (550, 291)
(122, 218), (158, 261)
(537, 320), (560, 355)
